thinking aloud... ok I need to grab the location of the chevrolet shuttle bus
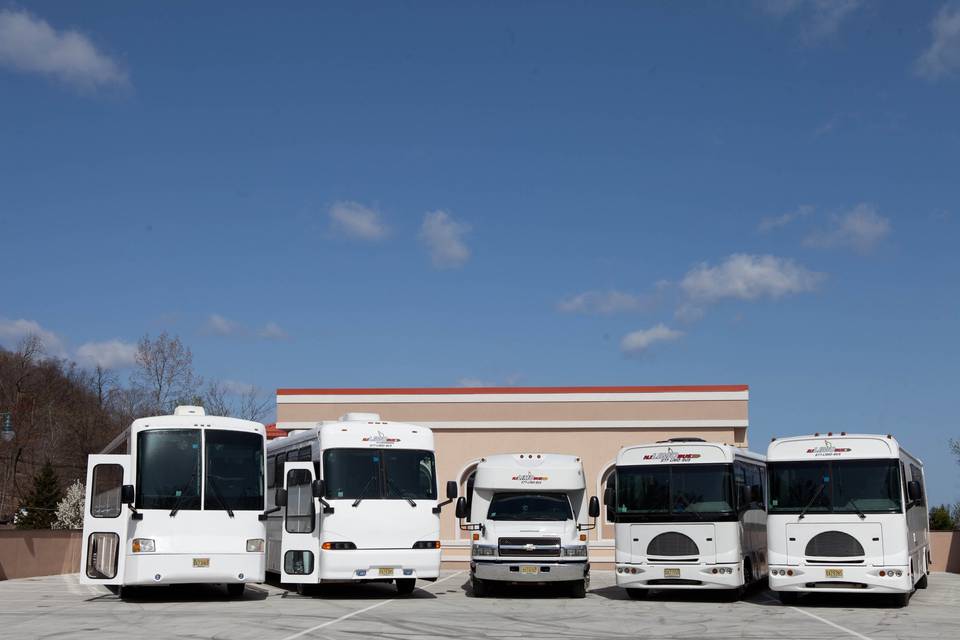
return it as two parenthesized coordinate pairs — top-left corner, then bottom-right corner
(606, 439), (767, 599)
(264, 413), (457, 595)
(766, 433), (929, 606)
(455, 453), (600, 598)
(80, 406), (267, 598)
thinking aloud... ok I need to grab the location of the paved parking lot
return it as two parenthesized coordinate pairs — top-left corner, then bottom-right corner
(1, 571), (957, 640)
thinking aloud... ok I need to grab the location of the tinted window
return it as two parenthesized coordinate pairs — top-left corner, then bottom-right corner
(136, 429), (201, 510)
(267, 456), (276, 489)
(285, 468), (315, 533)
(205, 430), (264, 511)
(383, 449), (437, 500)
(91, 464), (123, 518)
(616, 464), (734, 516)
(768, 459), (902, 513)
(323, 449), (381, 499)
(487, 492), (573, 521)
(322, 448), (437, 501)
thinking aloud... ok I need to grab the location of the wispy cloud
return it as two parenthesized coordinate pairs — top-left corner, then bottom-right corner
(803, 203), (891, 253)
(75, 339), (138, 369)
(205, 314), (289, 340)
(0, 9), (128, 91)
(420, 210), (471, 269)
(678, 253), (824, 320)
(557, 289), (657, 315)
(0, 317), (67, 356)
(328, 201), (388, 241)
(620, 324), (684, 357)
(916, 3), (960, 81)
(758, 205), (814, 233)
(758, 0), (864, 43)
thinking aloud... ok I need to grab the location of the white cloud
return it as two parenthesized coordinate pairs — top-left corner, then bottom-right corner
(328, 201), (388, 241)
(758, 205), (814, 233)
(680, 254), (825, 304)
(0, 317), (67, 357)
(916, 3), (960, 81)
(419, 210), (471, 269)
(221, 379), (257, 395)
(0, 9), (128, 90)
(457, 377), (493, 388)
(258, 322), (288, 340)
(75, 339), (137, 369)
(206, 313), (242, 336)
(758, 0), (863, 42)
(558, 290), (655, 315)
(620, 324), (684, 356)
(803, 203), (891, 253)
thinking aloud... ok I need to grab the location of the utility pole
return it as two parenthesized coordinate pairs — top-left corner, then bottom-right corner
(0, 412), (16, 521)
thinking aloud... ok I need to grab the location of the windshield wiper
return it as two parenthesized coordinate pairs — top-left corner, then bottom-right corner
(847, 498), (867, 520)
(169, 472), (198, 517)
(207, 475), (235, 518)
(351, 474), (379, 507)
(386, 477), (416, 507)
(798, 484), (826, 520)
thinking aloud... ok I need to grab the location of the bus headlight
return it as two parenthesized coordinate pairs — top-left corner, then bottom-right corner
(246, 538), (265, 553)
(132, 538), (155, 553)
(472, 544), (496, 556)
(562, 545), (588, 557)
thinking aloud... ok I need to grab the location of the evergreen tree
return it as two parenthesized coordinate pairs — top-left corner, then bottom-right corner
(929, 504), (955, 531)
(15, 461), (63, 530)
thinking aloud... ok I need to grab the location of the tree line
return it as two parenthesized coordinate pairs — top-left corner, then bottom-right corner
(0, 332), (271, 526)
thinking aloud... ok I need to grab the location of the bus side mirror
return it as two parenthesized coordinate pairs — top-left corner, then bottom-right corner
(907, 480), (922, 502)
(276, 488), (288, 507)
(120, 485), (135, 505)
(446, 480), (458, 500)
(589, 496), (600, 518)
(312, 479), (325, 498)
(455, 497), (468, 519)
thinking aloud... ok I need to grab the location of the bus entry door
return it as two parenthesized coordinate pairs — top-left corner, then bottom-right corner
(280, 461), (318, 583)
(80, 454), (131, 586)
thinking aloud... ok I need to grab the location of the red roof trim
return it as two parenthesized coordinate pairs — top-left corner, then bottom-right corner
(277, 385), (748, 396)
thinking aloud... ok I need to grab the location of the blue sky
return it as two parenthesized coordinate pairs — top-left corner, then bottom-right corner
(1, 2), (959, 503)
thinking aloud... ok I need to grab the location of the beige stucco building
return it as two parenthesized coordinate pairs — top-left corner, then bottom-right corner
(273, 384), (749, 568)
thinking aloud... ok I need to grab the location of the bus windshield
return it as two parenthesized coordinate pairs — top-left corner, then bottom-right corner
(614, 464), (735, 519)
(136, 429), (201, 510)
(487, 492), (573, 521)
(205, 430), (264, 511)
(323, 448), (437, 501)
(768, 459), (902, 514)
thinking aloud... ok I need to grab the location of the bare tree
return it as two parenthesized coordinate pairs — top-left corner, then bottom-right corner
(236, 386), (271, 423)
(202, 380), (271, 423)
(130, 332), (200, 415)
(202, 380), (232, 417)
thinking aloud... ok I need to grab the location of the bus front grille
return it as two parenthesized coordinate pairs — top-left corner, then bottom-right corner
(646, 532), (699, 557)
(804, 531), (865, 558)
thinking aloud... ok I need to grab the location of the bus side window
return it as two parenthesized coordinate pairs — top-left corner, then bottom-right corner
(734, 463), (747, 511)
(297, 446), (312, 461)
(91, 464), (123, 518)
(267, 456), (276, 489)
(274, 451), (287, 488)
(910, 464), (925, 506)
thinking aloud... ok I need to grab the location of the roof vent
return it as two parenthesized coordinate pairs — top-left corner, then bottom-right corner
(340, 412), (381, 422)
(174, 405), (206, 417)
(656, 437), (706, 443)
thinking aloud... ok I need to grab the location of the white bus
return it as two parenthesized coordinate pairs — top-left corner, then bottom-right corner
(265, 412), (457, 595)
(80, 406), (267, 598)
(766, 433), (929, 606)
(456, 453), (600, 598)
(606, 438), (767, 599)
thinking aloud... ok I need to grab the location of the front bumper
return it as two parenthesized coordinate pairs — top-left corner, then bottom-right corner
(316, 548), (441, 583)
(616, 562), (743, 590)
(769, 565), (912, 594)
(471, 559), (588, 583)
(124, 553), (265, 586)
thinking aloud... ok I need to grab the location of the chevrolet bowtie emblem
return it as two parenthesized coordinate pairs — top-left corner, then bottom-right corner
(524, 544), (536, 551)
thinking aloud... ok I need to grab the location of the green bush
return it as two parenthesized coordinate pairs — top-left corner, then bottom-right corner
(15, 461), (63, 530)
(929, 504), (957, 531)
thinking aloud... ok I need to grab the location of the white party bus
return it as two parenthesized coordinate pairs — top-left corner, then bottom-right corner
(766, 433), (929, 606)
(455, 453), (600, 598)
(264, 413), (457, 595)
(606, 438), (767, 599)
(80, 406), (267, 598)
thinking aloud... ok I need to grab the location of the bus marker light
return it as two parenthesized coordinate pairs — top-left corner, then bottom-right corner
(132, 538), (155, 553)
(246, 538), (265, 553)
(879, 570), (886, 577)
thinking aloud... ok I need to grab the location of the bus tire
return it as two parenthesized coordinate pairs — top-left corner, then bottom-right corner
(471, 578), (487, 597)
(626, 588), (648, 600)
(916, 573), (928, 589)
(777, 591), (799, 605)
(892, 591), (911, 607)
(395, 578), (416, 596)
(227, 583), (246, 598)
(569, 580), (587, 598)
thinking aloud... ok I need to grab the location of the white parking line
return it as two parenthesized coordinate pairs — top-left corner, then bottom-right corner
(756, 594), (874, 640)
(277, 571), (464, 640)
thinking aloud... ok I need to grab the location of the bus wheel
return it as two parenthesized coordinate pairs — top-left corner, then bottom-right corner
(569, 580), (587, 598)
(471, 578), (487, 597)
(893, 591), (912, 607)
(777, 591), (799, 605)
(227, 583), (246, 598)
(916, 571), (929, 589)
(395, 578), (416, 596)
(626, 588), (648, 600)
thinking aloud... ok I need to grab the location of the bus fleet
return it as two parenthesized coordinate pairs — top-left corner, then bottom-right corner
(81, 418), (929, 606)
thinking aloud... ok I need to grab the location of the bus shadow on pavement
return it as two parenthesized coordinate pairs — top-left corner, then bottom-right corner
(95, 583), (269, 603)
(460, 580), (589, 599)
(591, 582), (769, 603)
(264, 574), (439, 600)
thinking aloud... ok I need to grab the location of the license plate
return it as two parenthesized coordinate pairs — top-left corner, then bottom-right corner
(192, 558), (210, 568)
(825, 568), (844, 578)
(663, 568), (681, 578)
(519, 566), (539, 575)
(378, 567), (394, 576)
